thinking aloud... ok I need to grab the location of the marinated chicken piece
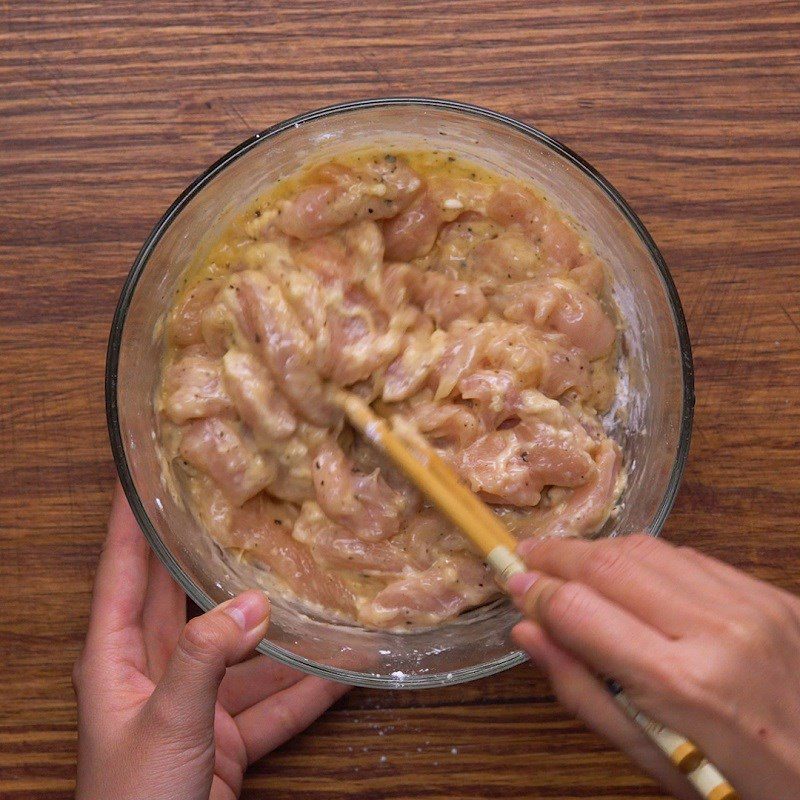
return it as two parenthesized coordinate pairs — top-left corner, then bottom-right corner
(200, 300), (237, 355)
(266, 422), (329, 504)
(222, 349), (297, 445)
(185, 478), (235, 541)
(488, 182), (584, 269)
(383, 191), (442, 261)
(500, 278), (616, 359)
(293, 501), (412, 576)
(222, 270), (339, 425)
(179, 418), (277, 506)
(226, 495), (357, 617)
(159, 150), (624, 631)
(358, 554), (495, 629)
(257, 253), (331, 343)
(168, 278), (223, 346)
(316, 284), (413, 386)
(430, 320), (494, 400)
(396, 398), (482, 449)
(457, 369), (523, 429)
(570, 256), (607, 294)
(162, 348), (233, 424)
(406, 268), (488, 328)
(382, 322), (448, 402)
(538, 334), (593, 399)
(518, 439), (622, 538)
(393, 508), (474, 567)
(312, 439), (406, 541)
(276, 158), (421, 240)
(456, 419), (595, 507)
(473, 230), (576, 289)
(426, 174), (493, 221)
(294, 220), (384, 283)
(424, 215), (505, 289)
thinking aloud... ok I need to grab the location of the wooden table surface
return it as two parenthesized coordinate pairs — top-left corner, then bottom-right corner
(2, 1), (799, 798)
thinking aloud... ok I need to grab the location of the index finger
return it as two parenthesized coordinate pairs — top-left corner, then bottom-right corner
(518, 534), (725, 638)
(85, 482), (150, 644)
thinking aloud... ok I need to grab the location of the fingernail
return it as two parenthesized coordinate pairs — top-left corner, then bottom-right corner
(507, 571), (540, 597)
(223, 591), (269, 632)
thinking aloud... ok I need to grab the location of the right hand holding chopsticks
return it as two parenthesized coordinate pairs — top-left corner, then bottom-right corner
(508, 534), (800, 800)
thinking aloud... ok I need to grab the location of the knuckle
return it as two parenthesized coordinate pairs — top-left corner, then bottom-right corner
(618, 533), (660, 559)
(679, 656), (728, 708)
(724, 613), (762, 649)
(544, 582), (594, 630)
(272, 698), (301, 732)
(581, 542), (630, 585)
(660, 645), (738, 720)
(179, 615), (231, 666)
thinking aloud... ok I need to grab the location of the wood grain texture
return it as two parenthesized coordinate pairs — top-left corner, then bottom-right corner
(1, 1), (799, 797)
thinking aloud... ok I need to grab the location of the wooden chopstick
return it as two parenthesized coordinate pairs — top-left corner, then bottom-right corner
(336, 391), (524, 581)
(336, 390), (738, 800)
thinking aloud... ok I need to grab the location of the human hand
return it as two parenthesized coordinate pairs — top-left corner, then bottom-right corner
(73, 484), (349, 800)
(509, 534), (800, 800)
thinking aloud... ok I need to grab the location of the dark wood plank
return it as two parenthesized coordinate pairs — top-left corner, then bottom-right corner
(1, 1), (798, 797)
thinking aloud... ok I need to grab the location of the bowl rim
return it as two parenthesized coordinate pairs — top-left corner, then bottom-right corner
(106, 97), (695, 689)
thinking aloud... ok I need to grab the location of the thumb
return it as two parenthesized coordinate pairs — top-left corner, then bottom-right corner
(145, 590), (270, 739)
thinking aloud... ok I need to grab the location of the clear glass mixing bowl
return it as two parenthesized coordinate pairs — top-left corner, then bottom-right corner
(106, 98), (694, 689)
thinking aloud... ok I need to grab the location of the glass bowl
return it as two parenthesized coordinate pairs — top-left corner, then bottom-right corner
(106, 98), (694, 689)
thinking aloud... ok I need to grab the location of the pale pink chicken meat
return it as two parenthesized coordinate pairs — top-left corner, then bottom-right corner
(383, 191), (442, 261)
(312, 439), (406, 542)
(426, 174), (493, 221)
(294, 219), (384, 284)
(457, 369), (523, 429)
(226, 495), (357, 617)
(162, 348), (234, 424)
(292, 501), (412, 576)
(469, 230), (559, 285)
(276, 158), (421, 240)
(382, 321), (447, 402)
(406, 268), (488, 328)
(456, 420), (596, 507)
(516, 439), (622, 539)
(222, 270), (339, 426)
(395, 398), (482, 449)
(179, 418), (277, 506)
(168, 278), (223, 346)
(315, 284), (413, 386)
(500, 278), (616, 359)
(160, 151), (623, 630)
(488, 182), (584, 270)
(222, 349), (297, 444)
(359, 554), (495, 629)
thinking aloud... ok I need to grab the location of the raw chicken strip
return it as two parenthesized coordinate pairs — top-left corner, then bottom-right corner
(222, 270), (339, 425)
(383, 191), (442, 261)
(276, 159), (421, 239)
(168, 278), (223, 346)
(225, 495), (357, 617)
(501, 278), (616, 359)
(162, 349), (233, 424)
(222, 349), (297, 444)
(312, 439), (406, 541)
(293, 501), (412, 576)
(179, 418), (277, 506)
(456, 419), (595, 507)
(359, 555), (495, 629)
